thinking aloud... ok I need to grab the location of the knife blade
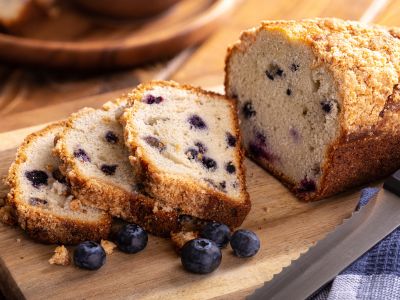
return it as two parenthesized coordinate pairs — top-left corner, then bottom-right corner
(248, 170), (400, 300)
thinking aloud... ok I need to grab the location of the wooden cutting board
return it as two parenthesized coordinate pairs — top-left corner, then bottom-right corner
(0, 117), (364, 299)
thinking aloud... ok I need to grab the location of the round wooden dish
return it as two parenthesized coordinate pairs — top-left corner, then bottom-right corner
(0, 0), (240, 69)
(73, 0), (183, 18)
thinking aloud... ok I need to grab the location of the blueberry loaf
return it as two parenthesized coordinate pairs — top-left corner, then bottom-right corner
(225, 18), (400, 201)
(55, 98), (181, 236)
(120, 81), (250, 228)
(6, 123), (111, 244)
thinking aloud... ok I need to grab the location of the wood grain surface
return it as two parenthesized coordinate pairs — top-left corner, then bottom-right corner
(0, 124), (362, 300)
(0, 0), (399, 299)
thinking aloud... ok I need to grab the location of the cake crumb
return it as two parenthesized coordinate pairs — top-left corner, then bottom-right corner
(16, 238), (21, 243)
(101, 239), (116, 255)
(69, 199), (82, 211)
(49, 245), (70, 266)
(0, 205), (17, 226)
(171, 231), (198, 252)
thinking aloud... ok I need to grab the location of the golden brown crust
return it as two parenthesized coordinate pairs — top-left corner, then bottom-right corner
(54, 100), (183, 237)
(226, 18), (400, 134)
(225, 18), (400, 201)
(121, 80), (251, 228)
(6, 122), (112, 244)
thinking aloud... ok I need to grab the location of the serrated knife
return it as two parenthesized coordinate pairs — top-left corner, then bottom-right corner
(248, 170), (400, 300)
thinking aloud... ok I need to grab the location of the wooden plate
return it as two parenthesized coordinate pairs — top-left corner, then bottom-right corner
(0, 0), (240, 69)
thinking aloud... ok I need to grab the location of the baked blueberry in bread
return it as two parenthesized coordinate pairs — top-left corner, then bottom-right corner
(6, 123), (111, 244)
(120, 81), (251, 228)
(55, 98), (181, 236)
(225, 18), (400, 201)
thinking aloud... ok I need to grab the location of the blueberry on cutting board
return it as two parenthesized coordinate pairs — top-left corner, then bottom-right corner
(73, 241), (106, 270)
(115, 224), (148, 254)
(200, 222), (231, 248)
(181, 238), (222, 274)
(230, 229), (260, 258)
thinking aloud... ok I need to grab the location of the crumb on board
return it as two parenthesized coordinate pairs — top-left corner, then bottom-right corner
(16, 238), (21, 243)
(101, 239), (116, 255)
(49, 245), (70, 266)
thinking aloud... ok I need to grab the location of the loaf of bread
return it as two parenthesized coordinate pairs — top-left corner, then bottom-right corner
(55, 98), (182, 236)
(121, 81), (250, 228)
(225, 18), (400, 201)
(6, 123), (111, 244)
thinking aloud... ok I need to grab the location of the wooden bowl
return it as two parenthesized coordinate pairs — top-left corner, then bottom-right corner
(0, 0), (240, 69)
(73, 0), (182, 18)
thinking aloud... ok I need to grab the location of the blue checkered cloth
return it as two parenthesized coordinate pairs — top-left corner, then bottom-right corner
(310, 188), (400, 300)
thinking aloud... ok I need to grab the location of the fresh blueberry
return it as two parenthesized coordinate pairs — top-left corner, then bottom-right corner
(25, 170), (48, 188)
(194, 142), (207, 154)
(73, 241), (106, 270)
(73, 148), (91, 162)
(29, 197), (48, 206)
(115, 224), (148, 254)
(225, 162), (236, 174)
(181, 238), (222, 274)
(201, 222), (231, 248)
(230, 229), (260, 258)
(188, 115), (207, 130)
(105, 131), (118, 144)
(226, 132), (237, 147)
(52, 169), (66, 184)
(298, 178), (316, 192)
(143, 94), (164, 104)
(320, 100), (332, 113)
(242, 102), (256, 119)
(100, 164), (117, 176)
(144, 136), (166, 152)
(201, 156), (217, 171)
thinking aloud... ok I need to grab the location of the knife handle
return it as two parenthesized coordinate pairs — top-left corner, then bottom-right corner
(383, 170), (400, 196)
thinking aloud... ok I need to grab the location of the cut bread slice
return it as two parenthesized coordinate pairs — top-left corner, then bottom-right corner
(55, 98), (181, 236)
(225, 18), (400, 201)
(6, 122), (111, 244)
(121, 81), (251, 228)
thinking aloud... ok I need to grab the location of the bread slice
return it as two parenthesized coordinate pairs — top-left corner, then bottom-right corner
(225, 18), (400, 201)
(55, 98), (181, 236)
(120, 81), (251, 228)
(6, 122), (111, 244)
